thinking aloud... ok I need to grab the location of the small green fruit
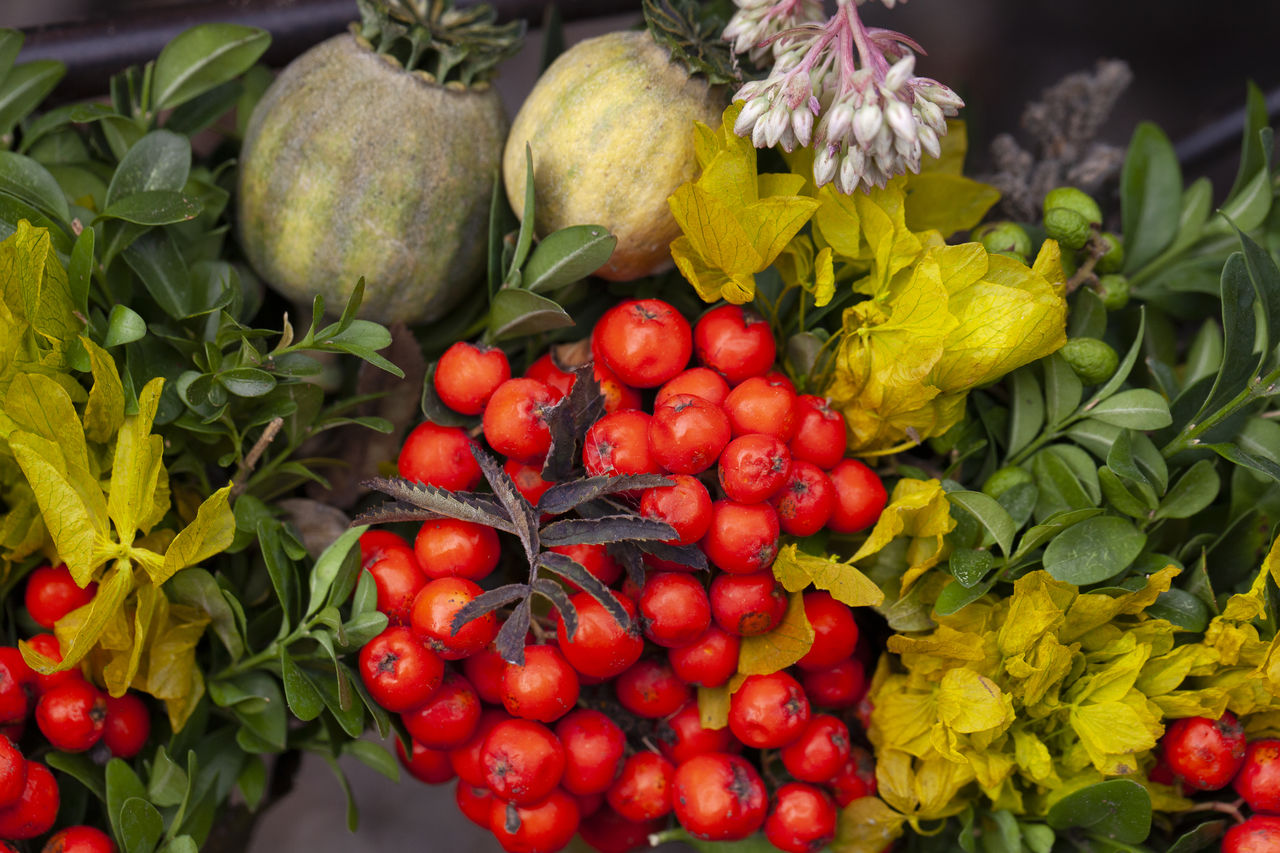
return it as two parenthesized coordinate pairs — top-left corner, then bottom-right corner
(1095, 274), (1130, 311)
(1095, 232), (1125, 273)
(982, 466), (1034, 500)
(1043, 186), (1102, 224)
(1044, 207), (1091, 251)
(1060, 337), (1120, 385)
(975, 221), (1032, 258)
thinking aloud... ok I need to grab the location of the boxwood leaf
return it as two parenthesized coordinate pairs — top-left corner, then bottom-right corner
(1121, 122), (1181, 272)
(96, 190), (202, 226)
(279, 648), (324, 721)
(1042, 516), (1147, 585)
(1046, 779), (1151, 844)
(1154, 459), (1220, 520)
(151, 24), (270, 111)
(949, 547), (994, 588)
(524, 224), (617, 292)
(1146, 588), (1209, 632)
(105, 130), (191, 205)
(489, 287), (575, 341)
(947, 491), (1015, 556)
(1088, 388), (1172, 430)
(0, 59), (65, 139)
(0, 151), (70, 224)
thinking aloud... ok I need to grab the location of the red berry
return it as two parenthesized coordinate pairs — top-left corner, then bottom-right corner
(796, 592), (858, 671)
(449, 708), (511, 786)
(771, 461), (835, 537)
(723, 377), (796, 440)
(702, 501), (780, 575)
(1236, 738), (1280, 814)
(555, 709), (626, 796)
(102, 692), (150, 759)
(0, 648), (33, 724)
(358, 626), (444, 712)
(548, 544), (623, 591)
(490, 788), (580, 853)
(709, 571), (788, 637)
(764, 783), (837, 853)
(830, 747), (878, 806)
(41, 824), (117, 853)
(827, 459), (888, 534)
(396, 738), (456, 784)
(434, 341), (511, 415)
(614, 658), (692, 719)
(595, 299), (692, 388)
(484, 378), (558, 464)
(456, 781), (494, 827)
(398, 422), (483, 491)
(656, 702), (735, 765)
(414, 518), (500, 582)
(639, 573), (711, 649)
(36, 680), (106, 752)
(0, 736), (25, 808)
(1162, 713), (1246, 791)
(593, 362), (643, 414)
(780, 714), (851, 783)
(801, 657), (867, 709)
(729, 672), (810, 749)
(668, 625), (740, 688)
(606, 752), (674, 822)
(640, 475), (713, 546)
(462, 645), (508, 705)
(503, 645), (580, 723)
(0, 762), (58, 839)
(360, 529), (413, 564)
(671, 753), (767, 841)
(482, 719), (566, 805)
(24, 564), (96, 630)
(411, 577), (500, 659)
(1225, 814), (1280, 853)
(364, 547), (425, 627)
(506, 458), (554, 506)
(584, 411), (659, 478)
(402, 671), (481, 750)
(578, 807), (665, 853)
(655, 367), (730, 408)
(693, 306), (776, 385)
(21, 635), (76, 695)
(525, 353), (575, 399)
(647, 395), (731, 475)
(789, 396), (847, 469)
(556, 592), (644, 680)
(718, 434), (791, 503)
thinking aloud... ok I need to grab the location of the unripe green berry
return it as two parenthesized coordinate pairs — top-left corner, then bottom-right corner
(1095, 274), (1130, 311)
(1044, 207), (1091, 251)
(982, 465), (1033, 500)
(1043, 187), (1102, 224)
(1060, 337), (1120, 385)
(975, 221), (1032, 258)
(1095, 232), (1125, 273)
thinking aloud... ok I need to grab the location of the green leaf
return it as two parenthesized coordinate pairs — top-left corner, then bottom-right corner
(158, 838), (200, 853)
(1198, 253), (1257, 418)
(1098, 467), (1154, 519)
(96, 190), (202, 226)
(934, 577), (995, 615)
(488, 288), (575, 341)
(1154, 459), (1220, 520)
(68, 226), (94, 315)
(1167, 819), (1227, 853)
(947, 491), (1016, 556)
(1046, 779), (1151, 844)
(1121, 122), (1182, 272)
(165, 568), (244, 660)
(279, 648), (325, 721)
(343, 740), (400, 782)
(1206, 441), (1280, 484)
(1042, 516), (1147, 585)
(105, 304), (147, 347)
(1183, 320), (1223, 389)
(45, 751), (106, 801)
(1214, 161), (1273, 233)
(105, 758), (148, 843)
(1146, 588), (1209, 632)
(227, 672), (287, 752)
(1068, 288), (1107, 339)
(305, 525), (367, 619)
(1043, 353), (1083, 427)
(523, 224), (617, 292)
(1087, 389), (1172, 429)
(0, 151), (71, 224)
(105, 130), (192, 206)
(236, 755), (267, 812)
(319, 754), (360, 832)
(1228, 82), (1271, 202)
(949, 547), (994, 588)
(118, 796), (164, 853)
(1236, 417), (1280, 469)
(146, 746), (188, 808)
(122, 228), (193, 319)
(1235, 226), (1280, 356)
(1086, 311), (1146, 408)
(1006, 366), (1044, 457)
(218, 367), (276, 397)
(506, 143), (537, 281)
(151, 24), (270, 111)
(0, 60), (65, 139)
(0, 30), (22, 81)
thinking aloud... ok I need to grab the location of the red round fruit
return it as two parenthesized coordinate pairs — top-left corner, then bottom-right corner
(360, 529), (414, 563)
(640, 475), (713, 546)
(827, 459), (888, 534)
(639, 573), (711, 649)
(830, 747), (877, 806)
(796, 592), (859, 671)
(780, 714), (851, 783)
(0, 648), (33, 724)
(548, 544), (623, 591)
(790, 396), (847, 469)
(482, 718), (566, 805)
(358, 626), (444, 712)
(414, 518), (500, 582)
(693, 306), (776, 386)
(578, 807), (664, 853)
(396, 738), (456, 784)
(647, 395), (731, 475)
(555, 709), (626, 796)
(364, 547), (425, 627)
(656, 702), (735, 765)
(702, 501), (780, 575)
(484, 378), (558, 464)
(490, 788), (580, 853)
(592, 362), (643, 414)
(556, 592), (644, 680)
(801, 657), (867, 709)
(764, 783), (837, 853)
(0, 762), (58, 840)
(728, 672), (810, 749)
(43, 826), (117, 853)
(0, 736), (25, 809)
(614, 658), (692, 719)
(718, 434), (791, 503)
(771, 461), (835, 537)
(36, 679), (106, 752)
(402, 671), (481, 750)
(525, 352), (575, 399)
(398, 421), (483, 491)
(606, 752), (674, 822)
(656, 367), (730, 408)
(1162, 712), (1246, 791)
(456, 781), (494, 827)
(671, 753), (767, 841)
(1226, 815), (1280, 853)
(411, 577), (500, 659)
(723, 376), (796, 440)
(22, 635), (77, 695)
(709, 571), (788, 637)
(449, 708), (511, 786)
(584, 411), (659, 478)
(668, 625), (740, 688)
(1236, 738), (1280, 813)
(506, 458), (554, 506)
(434, 341), (511, 415)
(462, 645), (508, 705)
(102, 692), (150, 759)
(502, 645), (580, 723)
(24, 564), (96, 630)
(595, 299), (692, 388)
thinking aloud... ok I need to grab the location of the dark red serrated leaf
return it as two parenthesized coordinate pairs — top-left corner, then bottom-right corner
(449, 583), (530, 636)
(541, 365), (605, 482)
(495, 598), (533, 666)
(349, 500), (444, 527)
(537, 552), (630, 632)
(540, 516), (678, 547)
(532, 578), (578, 640)
(536, 474), (673, 516)
(608, 543), (647, 589)
(470, 444), (540, 561)
(361, 477), (515, 533)
(636, 540), (708, 571)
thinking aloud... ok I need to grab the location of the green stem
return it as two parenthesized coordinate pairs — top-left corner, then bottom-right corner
(1160, 364), (1280, 458)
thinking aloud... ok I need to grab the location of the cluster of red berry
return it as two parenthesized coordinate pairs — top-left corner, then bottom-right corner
(355, 300), (889, 853)
(0, 565), (152, 851)
(1154, 712), (1280, 851)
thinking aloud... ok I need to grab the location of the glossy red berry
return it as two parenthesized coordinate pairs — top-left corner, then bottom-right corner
(42, 825), (118, 853)
(718, 434), (791, 503)
(363, 547), (425, 627)
(1226, 815), (1280, 853)
(0, 648), (33, 724)
(780, 714), (851, 783)
(595, 299), (692, 388)
(702, 501), (780, 575)
(830, 747), (878, 806)
(578, 807), (665, 853)
(789, 396), (847, 469)
(796, 592), (859, 671)
(693, 306), (776, 385)
(656, 702), (735, 765)
(723, 376), (796, 440)
(411, 577), (500, 659)
(503, 645), (580, 723)
(414, 518), (500, 582)
(671, 753), (767, 841)
(655, 367), (730, 408)
(614, 658), (692, 719)
(1162, 712), (1246, 791)
(648, 395), (731, 475)
(729, 672), (810, 749)
(771, 461), (835, 537)
(556, 592), (644, 680)
(482, 718), (566, 805)
(490, 788), (580, 853)
(639, 475), (713, 546)
(506, 458), (554, 506)
(24, 564), (96, 630)
(639, 573), (711, 649)
(584, 410), (659, 478)
(36, 680), (106, 752)
(23, 634), (77, 696)
(358, 626), (444, 712)
(1236, 738), (1280, 814)
(827, 459), (888, 534)
(555, 709), (626, 796)
(434, 341), (511, 415)
(462, 645), (508, 705)
(455, 782), (494, 827)
(668, 625), (740, 688)
(709, 571), (788, 637)
(548, 544), (623, 591)
(402, 671), (481, 750)
(484, 378), (558, 464)
(448, 708), (510, 786)
(592, 362), (643, 414)
(525, 352), (575, 399)
(0, 736), (25, 809)
(606, 752), (674, 822)
(801, 657), (867, 709)
(764, 783), (838, 853)
(102, 692), (150, 759)
(398, 422), (483, 491)
(396, 739), (456, 784)
(0, 762), (58, 840)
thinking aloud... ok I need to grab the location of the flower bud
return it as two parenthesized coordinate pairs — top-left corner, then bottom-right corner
(853, 104), (883, 145)
(918, 125), (941, 160)
(883, 55), (916, 92)
(825, 103), (855, 145)
(838, 148), (866, 194)
(813, 145), (840, 187)
(915, 97), (946, 134)
(885, 99), (917, 144)
(791, 107), (814, 148)
(762, 103), (792, 148)
(735, 96), (771, 136)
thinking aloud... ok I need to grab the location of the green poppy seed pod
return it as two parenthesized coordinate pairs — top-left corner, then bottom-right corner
(1060, 337), (1120, 385)
(1043, 186), (1103, 224)
(1095, 274), (1131, 311)
(1044, 207), (1091, 251)
(974, 221), (1032, 258)
(1095, 232), (1125, 273)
